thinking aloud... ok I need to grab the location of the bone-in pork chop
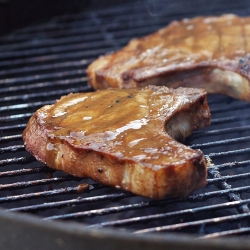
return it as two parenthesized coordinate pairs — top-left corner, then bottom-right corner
(87, 14), (250, 102)
(22, 86), (210, 199)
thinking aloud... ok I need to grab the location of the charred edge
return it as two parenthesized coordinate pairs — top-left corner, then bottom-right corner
(121, 71), (134, 83)
(238, 56), (250, 77)
(192, 151), (207, 187)
(199, 96), (205, 105)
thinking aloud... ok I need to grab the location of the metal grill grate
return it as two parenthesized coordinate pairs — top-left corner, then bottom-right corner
(1, 0), (250, 241)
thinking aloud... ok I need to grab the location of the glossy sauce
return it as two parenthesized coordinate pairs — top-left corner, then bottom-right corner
(87, 15), (250, 102)
(44, 87), (208, 169)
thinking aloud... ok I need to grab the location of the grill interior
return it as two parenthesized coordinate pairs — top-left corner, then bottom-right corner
(1, 0), (250, 243)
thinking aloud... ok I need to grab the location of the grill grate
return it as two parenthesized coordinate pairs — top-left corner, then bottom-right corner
(1, 0), (250, 241)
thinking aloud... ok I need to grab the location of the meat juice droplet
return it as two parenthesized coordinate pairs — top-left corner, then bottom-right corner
(83, 116), (92, 120)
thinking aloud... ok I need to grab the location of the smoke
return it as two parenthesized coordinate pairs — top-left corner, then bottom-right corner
(146, 0), (164, 16)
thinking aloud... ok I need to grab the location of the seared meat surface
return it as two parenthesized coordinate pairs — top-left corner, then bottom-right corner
(87, 14), (250, 102)
(23, 86), (210, 199)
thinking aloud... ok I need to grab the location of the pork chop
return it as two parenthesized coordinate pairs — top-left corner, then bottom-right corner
(22, 86), (210, 199)
(87, 14), (250, 102)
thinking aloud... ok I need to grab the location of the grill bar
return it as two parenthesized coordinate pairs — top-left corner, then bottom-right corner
(200, 227), (250, 238)
(1, 0), (250, 242)
(88, 197), (250, 229)
(43, 199), (171, 221)
(0, 166), (50, 178)
(0, 145), (24, 154)
(207, 168), (249, 213)
(0, 41), (112, 60)
(0, 36), (132, 61)
(207, 160), (250, 170)
(0, 124), (26, 132)
(0, 101), (53, 113)
(9, 192), (133, 212)
(0, 49), (104, 69)
(0, 167), (250, 210)
(192, 125), (250, 138)
(210, 103), (250, 114)
(0, 85), (91, 104)
(0, 114), (33, 123)
(0, 156), (35, 167)
(0, 60), (88, 77)
(2, 24), (162, 50)
(0, 77), (88, 93)
(0, 134), (22, 142)
(43, 193), (250, 223)
(207, 172), (250, 184)
(0, 71), (87, 87)
(211, 114), (250, 125)
(0, 175), (80, 191)
(191, 136), (250, 149)
(207, 148), (250, 159)
(0, 183), (103, 204)
(135, 212), (250, 234)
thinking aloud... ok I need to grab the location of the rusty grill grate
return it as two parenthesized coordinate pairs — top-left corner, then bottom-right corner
(1, 0), (250, 240)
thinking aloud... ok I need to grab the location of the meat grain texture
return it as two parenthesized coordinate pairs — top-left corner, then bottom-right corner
(23, 86), (210, 199)
(87, 14), (250, 102)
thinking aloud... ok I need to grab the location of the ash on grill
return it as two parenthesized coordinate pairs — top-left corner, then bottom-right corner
(1, 0), (250, 240)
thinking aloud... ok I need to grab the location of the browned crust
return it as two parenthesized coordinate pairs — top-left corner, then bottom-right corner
(23, 119), (207, 199)
(23, 109), (48, 163)
(22, 87), (209, 199)
(45, 141), (207, 199)
(87, 14), (250, 101)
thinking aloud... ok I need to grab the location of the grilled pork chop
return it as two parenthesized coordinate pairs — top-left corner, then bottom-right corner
(87, 14), (250, 102)
(23, 86), (210, 199)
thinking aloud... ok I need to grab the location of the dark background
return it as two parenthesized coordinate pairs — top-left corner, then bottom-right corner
(1, 0), (250, 37)
(0, 0), (128, 36)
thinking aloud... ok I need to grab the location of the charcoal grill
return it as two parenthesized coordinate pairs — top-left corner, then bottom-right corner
(2, 0), (250, 249)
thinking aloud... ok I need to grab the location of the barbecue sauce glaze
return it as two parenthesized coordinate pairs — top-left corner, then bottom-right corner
(87, 14), (250, 102)
(23, 86), (210, 199)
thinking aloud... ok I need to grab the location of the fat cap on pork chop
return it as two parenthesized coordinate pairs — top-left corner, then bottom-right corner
(87, 14), (250, 102)
(23, 86), (210, 199)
